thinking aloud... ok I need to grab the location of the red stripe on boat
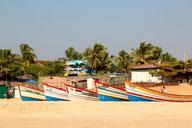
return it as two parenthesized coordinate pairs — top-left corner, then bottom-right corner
(64, 82), (97, 94)
(42, 83), (67, 92)
(18, 84), (44, 92)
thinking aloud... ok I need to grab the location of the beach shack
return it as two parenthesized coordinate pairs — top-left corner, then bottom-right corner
(131, 63), (162, 83)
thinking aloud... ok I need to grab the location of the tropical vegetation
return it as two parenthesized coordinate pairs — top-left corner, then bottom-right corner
(0, 42), (192, 83)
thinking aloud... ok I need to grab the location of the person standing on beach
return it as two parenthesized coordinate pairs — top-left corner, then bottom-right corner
(161, 86), (166, 93)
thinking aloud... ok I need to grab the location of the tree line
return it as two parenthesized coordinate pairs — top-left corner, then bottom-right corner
(0, 42), (192, 81)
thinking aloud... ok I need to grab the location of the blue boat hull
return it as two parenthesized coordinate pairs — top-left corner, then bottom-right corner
(98, 94), (128, 101)
(45, 96), (69, 101)
(128, 94), (155, 102)
(21, 96), (44, 101)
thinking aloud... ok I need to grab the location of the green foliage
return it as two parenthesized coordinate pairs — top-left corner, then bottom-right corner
(0, 50), (23, 80)
(41, 61), (65, 76)
(131, 42), (162, 64)
(82, 43), (109, 73)
(24, 61), (65, 80)
(161, 52), (177, 64)
(150, 69), (176, 82)
(0, 46), (66, 80)
(1, 42), (191, 83)
(24, 64), (42, 80)
(106, 55), (117, 73)
(170, 60), (192, 81)
(116, 50), (132, 73)
(65, 47), (82, 60)
(8, 54), (24, 78)
(20, 44), (37, 66)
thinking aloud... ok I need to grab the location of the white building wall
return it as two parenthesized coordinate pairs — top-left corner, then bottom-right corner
(87, 78), (95, 90)
(14, 86), (21, 99)
(131, 70), (162, 83)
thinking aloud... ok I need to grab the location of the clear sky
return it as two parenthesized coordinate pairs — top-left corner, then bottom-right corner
(0, 0), (192, 60)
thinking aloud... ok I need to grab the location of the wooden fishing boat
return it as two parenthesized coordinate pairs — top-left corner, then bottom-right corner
(125, 81), (192, 102)
(64, 78), (98, 101)
(18, 84), (45, 101)
(95, 81), (128, 101)
(42, 83), (69, 101)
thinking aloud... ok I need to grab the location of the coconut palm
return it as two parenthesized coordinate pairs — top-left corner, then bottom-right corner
(0, 49), (23, 80)
(8, 54), (24, 78)
(0, 50), (12, 77)
(65, 47), (82, 60)
(82, 43), (109, 72)
(161, 52), (177, 64)
(131, 42), (162, 64)
(82, 48), (92, 59)
(106, 55), (117, 73)
(116, 50), (132, 73)
(20, 44), (37, 66)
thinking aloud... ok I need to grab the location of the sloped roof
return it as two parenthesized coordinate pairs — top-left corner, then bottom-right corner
(132, 63), (161, 70)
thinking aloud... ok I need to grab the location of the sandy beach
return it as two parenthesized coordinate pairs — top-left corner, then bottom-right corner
(151, 83), (192, 95)
(1, 99), (192, 128)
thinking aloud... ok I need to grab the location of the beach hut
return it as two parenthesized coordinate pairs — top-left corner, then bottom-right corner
(131, 63), (162, 83)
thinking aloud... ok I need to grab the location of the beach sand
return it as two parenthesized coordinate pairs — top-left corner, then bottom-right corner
(1, 99), (192, 128)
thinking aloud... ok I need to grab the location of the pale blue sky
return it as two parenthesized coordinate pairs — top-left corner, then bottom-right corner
(0, 0), (192, 60)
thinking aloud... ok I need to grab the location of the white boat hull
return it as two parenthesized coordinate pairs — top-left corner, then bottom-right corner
(43, 84), (69, 101)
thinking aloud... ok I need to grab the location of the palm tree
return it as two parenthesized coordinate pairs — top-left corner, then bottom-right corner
(8, 54), (24, 78)
(82, 43), (109, 72)
(131, 42), (162, 64)
(82, 48), (92, 59)
(0, 50), (23, 80)
(20, 44), (37, 66)
(0, 50), (12, 78)
(106, 55), (117, 73)
(161, 52), (177, 64)
(92, 43), (108, 70)
(65, 47), (82, 60)
(116, 50), (132, 73)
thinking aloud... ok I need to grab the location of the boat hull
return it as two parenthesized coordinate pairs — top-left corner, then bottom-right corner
(67, 86), (98, 101)
(96, 82), (128, 101)
(98, 94), (128, 101)
(64, 82), (98, 101)
(125, 81), (192, 102)
(45, 95), (69, 101)
(43, 83), (69, 101)
(18, 85), (45, 101)
(21, 96), (43, 101)
(127, 94), (154, 102)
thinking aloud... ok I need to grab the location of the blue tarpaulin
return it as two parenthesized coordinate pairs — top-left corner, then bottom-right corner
(24, 79), (37, 83)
